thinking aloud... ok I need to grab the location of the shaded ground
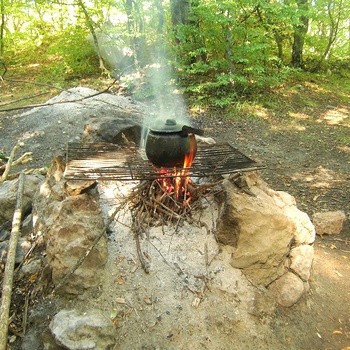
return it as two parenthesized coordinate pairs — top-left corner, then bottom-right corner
(0, 75), (349, 349)
(194, 80), (350, 349)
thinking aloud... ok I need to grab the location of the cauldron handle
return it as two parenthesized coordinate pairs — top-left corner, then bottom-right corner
(181, 125), (204, 136)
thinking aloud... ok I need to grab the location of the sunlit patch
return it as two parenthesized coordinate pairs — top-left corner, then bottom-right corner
(291, 166), (336, 182)
(290, 166), (344, 191)
(337, 146), (350, 153)
(19, 130), (41, 142)
(253, 106), (269, 119)
(288, 112), (310, 120)
(317, 107), (349, 126)
(270, 124), (306, 131)
(311, 182), (331, 189)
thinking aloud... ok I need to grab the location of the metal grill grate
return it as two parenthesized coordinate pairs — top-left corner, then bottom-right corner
(64, 142), (265, 181)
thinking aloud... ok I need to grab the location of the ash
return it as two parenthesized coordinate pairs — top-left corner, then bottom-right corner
(72, 180), (266, 349)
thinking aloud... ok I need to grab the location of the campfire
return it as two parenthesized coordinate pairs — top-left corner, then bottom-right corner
(131, 148), (203, 219)
(152, 145), (196, 208)
(63, 123), (265, 272)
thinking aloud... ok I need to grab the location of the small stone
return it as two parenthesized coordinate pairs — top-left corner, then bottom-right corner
(19, 259), (42, 280)
(0, 237), (31, 264)
(21, 214), (33, 237)
(115, 297), (126, 304)
(268, 272), (305, 307)
(0, 174), (44, 226)
(191, 297), (201, 308)
(0, 221), (11, 241)
(50, 309), (116, 350)
(313, 211), (347, 236)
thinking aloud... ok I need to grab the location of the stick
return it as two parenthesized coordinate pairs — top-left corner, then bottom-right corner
(1, 144), (20, 183)
(0, 172), (25, 350)
(135, 232), (149, 274)
(22, 292), (29, 336)
(0, 79), (119, 113)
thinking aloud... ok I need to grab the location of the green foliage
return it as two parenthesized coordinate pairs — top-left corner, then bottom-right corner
(43, 27), (100, 81)
(1, 0), (349, 109)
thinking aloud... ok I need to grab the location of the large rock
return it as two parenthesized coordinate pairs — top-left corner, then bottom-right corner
(312, 210), (347, 236)
(216, 173), (315, 287)
(33, 159), (108, 294)
(50, 309), (116, 350)
(0, 174), (44, 225)
(44, 193), (107, 294)
(82, 115), (143, 145)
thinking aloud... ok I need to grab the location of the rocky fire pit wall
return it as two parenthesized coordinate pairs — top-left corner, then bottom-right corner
(215, 172), (316, 306)
(33, 157), (108, 295)
(82, 115), (143, 145)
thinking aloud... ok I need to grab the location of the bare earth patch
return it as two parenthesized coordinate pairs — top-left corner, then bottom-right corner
(0, 81), (349, 349)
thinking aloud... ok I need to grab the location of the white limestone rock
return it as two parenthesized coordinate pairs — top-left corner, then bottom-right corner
(50, 309), (117, 350)
(216, 172), (315, 287)
(289, 245), (314, 281)
(313, 210), (347, 236)
(268, 272), (305, 307)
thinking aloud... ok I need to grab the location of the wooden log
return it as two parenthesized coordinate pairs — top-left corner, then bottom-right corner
(0, 172), (25, 350)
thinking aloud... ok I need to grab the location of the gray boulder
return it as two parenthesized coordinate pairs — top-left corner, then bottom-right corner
(50, 309), (117, 350)
(0, 174), (44, 226)
(82, 115), (143, 145)
(0, 237), (31, 264)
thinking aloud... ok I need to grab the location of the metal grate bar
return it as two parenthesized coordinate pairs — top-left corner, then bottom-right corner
(64, 142), (265, 181)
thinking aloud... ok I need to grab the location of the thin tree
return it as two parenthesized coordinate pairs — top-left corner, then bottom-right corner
(291, 0), (309, 68)
(0, 0), (5, 56)
(312, 0), (343, 71)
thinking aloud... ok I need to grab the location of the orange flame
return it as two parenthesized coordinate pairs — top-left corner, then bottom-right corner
(155, 134), (196, 204)
(183, 134), (197, 169)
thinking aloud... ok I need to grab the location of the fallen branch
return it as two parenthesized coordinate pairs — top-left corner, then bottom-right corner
(134, 232), (149, 274)
(5, 167), (47, 181)
(0, 78), (119, 113)
(0, 172), (25, 350)
(1, 144), (20, 183)
(0, 152), (33, 174)
(0, 92), (51, 107)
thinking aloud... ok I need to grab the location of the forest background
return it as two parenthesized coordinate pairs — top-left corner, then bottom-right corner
(0, 0), (349, 112)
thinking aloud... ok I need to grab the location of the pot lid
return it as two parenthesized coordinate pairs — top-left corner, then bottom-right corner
(149, 119), (183, 133)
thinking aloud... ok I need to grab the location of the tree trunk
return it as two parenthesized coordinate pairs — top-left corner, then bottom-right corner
(256, 4), (284, 63)
(0, 0), (5, 56)
(76, 0), (106, 71)
(291, 0), (309, 68)
(274, 30), (284, 61)
(154, 0), (164, 34)
(312, 0), (342, 72)
(170, 0), (190, 26)
(170, 0), (191, 44)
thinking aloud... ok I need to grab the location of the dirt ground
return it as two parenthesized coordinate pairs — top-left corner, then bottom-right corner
(201, 114), (350, 350)
(0, 80), (349, 349)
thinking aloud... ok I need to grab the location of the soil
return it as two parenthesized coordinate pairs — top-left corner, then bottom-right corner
(0, 80), (349, 350)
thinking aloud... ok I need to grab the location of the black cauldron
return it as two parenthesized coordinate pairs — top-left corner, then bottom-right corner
(145, 119), (204, 167)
